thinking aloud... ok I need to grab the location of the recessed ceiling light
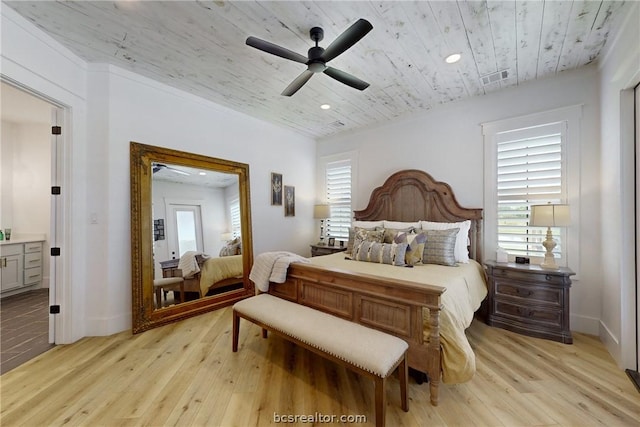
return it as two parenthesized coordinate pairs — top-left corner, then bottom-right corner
(199, 172), (207, 176)
(320, 104), (331, 110)
(445, 53), (461, 64)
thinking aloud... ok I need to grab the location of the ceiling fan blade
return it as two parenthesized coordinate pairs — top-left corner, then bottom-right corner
(323, 67), (369, 91)
(281, 70), (314, 96)
(167, 167), (190, 176)
(321, 19), (373, 63)
(246, 36), (308, 64)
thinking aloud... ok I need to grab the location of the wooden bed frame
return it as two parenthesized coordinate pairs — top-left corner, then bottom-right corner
(268, 169), (483, 405)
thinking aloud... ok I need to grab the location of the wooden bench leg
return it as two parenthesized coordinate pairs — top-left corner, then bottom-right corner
(399, 354), (408, 412)
(374, 376), (386, 427)
(232, 310), (240, 352)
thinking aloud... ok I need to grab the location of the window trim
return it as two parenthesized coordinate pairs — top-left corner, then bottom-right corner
(482, 105), (582, 274)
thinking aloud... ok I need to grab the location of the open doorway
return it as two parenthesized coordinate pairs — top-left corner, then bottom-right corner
(0, 81), (61, 373)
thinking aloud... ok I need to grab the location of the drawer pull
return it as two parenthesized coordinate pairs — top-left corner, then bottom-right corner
(28, 259), (40, 263)
(516, 307), (534, 317)
(28, 274), (40, 278)
(545, 275), (553, 281)
(517, 288), (533, 298)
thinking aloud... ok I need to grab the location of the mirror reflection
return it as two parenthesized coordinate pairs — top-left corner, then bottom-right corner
(130, 141), (253, 333)
(151, 163), (243, 310)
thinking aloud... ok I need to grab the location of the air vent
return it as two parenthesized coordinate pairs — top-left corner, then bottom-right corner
(481, 69), (509, 85)
(330, 120), (345, 128)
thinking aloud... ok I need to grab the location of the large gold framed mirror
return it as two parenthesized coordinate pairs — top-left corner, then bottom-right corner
(130, 142), (254, 333)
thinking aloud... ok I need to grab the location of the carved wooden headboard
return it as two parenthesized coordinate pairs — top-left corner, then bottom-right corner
(354, 169), (483, 261)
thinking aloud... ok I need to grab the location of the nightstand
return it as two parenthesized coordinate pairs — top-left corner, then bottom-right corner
(484, 260), (575, 344)
(310, 244), (347, 257)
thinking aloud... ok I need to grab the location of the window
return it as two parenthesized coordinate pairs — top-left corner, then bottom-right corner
(325, 160), (352, 240)
(496, 122), (566, 259)
(230, 198), (241, 237)
(483, 105), (581, 268)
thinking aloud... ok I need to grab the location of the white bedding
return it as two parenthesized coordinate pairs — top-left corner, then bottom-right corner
(307, 252), (488, 383)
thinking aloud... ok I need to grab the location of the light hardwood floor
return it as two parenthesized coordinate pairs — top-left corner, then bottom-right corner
(1, 306), (639, 426)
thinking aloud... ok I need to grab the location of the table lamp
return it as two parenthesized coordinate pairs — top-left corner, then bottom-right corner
(530, 203), (570, 269)
(220, 232), (233, 242)
(313, 204), (330, 246)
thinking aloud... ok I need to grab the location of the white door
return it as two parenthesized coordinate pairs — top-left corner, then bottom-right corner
(167, 204), (204, 259)
(635, 84), (640, 370)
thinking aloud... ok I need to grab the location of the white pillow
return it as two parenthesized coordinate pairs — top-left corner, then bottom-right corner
(352, 220), (384, 228)
(383, 220), (421, 230)
(420, 220), (471, 263)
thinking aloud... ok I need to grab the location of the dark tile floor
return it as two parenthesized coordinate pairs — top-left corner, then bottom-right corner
(1, 289), (55, 374)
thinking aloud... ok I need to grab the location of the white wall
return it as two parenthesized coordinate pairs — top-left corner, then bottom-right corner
(2, 6), (316, 340)
(318, 65), (602, 335)
(598, 1), (640, 369)
(0, 119), (51, 286)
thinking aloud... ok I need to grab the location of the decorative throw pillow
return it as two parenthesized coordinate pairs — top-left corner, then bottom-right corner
(403, 231), (427, 265)
(348, 227), (384, 255)
(353, 240), (407, 266)
(420, 220), (471, 263)
(219, 243), (240, 257)
(422, 228), (459, 266)
(383, 227), (414, 244)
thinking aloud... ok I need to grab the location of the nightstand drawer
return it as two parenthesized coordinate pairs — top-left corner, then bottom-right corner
(491, 267), (567, 286)
(494, 300), (562, 328)
(494, 279), (562, 306)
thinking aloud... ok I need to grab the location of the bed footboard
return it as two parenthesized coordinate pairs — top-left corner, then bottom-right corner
(268, 262), (445, 405)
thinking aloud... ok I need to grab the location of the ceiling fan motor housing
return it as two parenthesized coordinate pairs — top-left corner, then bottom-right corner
(307, 46), (326, 72)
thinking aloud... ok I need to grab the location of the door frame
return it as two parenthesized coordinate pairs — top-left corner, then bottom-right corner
(2, 77), (68, 345)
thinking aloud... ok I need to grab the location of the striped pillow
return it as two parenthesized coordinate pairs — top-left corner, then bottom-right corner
(353, 239), (407, 266)
(422, 228), (459, 266)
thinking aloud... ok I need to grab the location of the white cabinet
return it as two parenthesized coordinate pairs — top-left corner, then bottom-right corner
(1, 241), (43, 294)
(1, 244), (24, 292)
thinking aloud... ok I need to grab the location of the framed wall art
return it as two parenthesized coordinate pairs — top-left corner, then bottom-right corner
(284, 185), (295, 217)
(271, 172), (283, 205)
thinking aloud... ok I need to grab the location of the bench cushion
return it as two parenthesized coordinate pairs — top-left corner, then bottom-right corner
(233, 294), (408, 378)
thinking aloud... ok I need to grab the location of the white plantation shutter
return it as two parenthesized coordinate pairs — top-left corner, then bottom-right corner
(496, 122), (566, 260)
(230, 198), (241, 237)
(325, 160), (351, 240)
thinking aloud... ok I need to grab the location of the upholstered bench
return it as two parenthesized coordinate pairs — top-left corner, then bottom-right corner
(232, 294), (409, 427)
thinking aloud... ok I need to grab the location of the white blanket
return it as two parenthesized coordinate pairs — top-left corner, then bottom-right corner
(178, 251), (209, 278)
(250, 251), (310, 292)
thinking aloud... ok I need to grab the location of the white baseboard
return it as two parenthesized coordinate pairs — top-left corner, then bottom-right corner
(599, 320), (622, 367)
(85, 312), (131, 336)
(570, 313), (601, 335)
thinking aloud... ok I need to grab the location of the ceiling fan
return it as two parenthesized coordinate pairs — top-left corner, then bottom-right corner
(152, 163), (190, 176)
(246, 18), (373, 96)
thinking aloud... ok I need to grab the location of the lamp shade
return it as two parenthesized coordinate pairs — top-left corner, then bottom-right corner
(220, 232), (233, 241)
(530, 204), (570, 227)
(313, 204), (330, 219)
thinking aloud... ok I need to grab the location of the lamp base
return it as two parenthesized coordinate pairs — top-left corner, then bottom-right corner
(540, 254), (558, 269)
(540, 227), (559, 269)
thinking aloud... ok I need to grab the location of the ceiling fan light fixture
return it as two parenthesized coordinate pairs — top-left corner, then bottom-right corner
(445, 53), (461, 64)
(320, 104), (331, 110)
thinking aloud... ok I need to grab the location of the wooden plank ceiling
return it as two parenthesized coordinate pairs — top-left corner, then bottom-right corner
(4, 1), (628, 138)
